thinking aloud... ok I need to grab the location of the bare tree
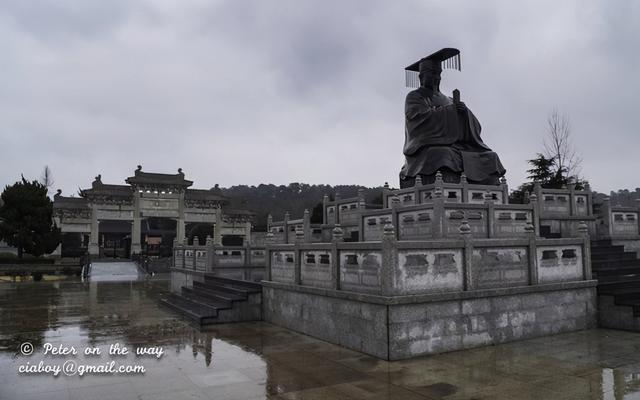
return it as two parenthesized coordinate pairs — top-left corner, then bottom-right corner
(543, 109), (583, 182)
(40, 165), (54, 190)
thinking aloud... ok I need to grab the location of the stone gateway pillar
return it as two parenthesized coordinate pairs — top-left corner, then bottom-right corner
(88, 205), (99, 256)
(131, 192), (142, 255)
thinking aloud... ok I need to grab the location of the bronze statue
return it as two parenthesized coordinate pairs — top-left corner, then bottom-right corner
(400, 48), (505, 188)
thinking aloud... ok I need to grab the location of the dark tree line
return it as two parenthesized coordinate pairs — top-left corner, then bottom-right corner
(217, 183), (384, 231)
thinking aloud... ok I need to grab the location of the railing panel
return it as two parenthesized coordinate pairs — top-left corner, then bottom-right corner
(339, 250), (382, 294)
(493, 209), (533, 238)
(444, 209), (487, 238)
(536, 244), (583, 283)
(472, 247), (529, 289)
(612, 212), (639, 236)
(395, 249), (463, 294)
(363, 214), (393, 241)
(270, 250), (296, 283)
(300, 250), (333, 288)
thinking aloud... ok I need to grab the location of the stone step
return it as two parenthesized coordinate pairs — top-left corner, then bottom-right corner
(159, 294), (220, 324)
(598, 278), (640, 291)
(591, 245), (626, 254)
(180, 287), (234, 309)
(162, 275), (262, 326)
(615, 299), (640, 317)
(591, 239), (613, 247)
(189, 283), (247, 302)
(597, 273), (640, 283)
(607, 288), (640, 303)
(593, 265), (640, 276)
(591, 252), (638, 262)
(204, 275), (263, 292)
(192, 280), (251, 298)
(166, 293), (221, 314)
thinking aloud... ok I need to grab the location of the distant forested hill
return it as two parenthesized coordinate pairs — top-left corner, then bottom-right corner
(606, 188), (640, 207)
(216, 183), (384, 231)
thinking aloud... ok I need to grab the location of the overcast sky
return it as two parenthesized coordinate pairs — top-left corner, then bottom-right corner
(1, 0), (638, 196)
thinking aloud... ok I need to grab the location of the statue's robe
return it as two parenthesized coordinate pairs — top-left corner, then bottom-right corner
(400, 87), (505, 184)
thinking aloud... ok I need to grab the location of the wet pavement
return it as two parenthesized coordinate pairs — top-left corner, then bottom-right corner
(2, 277), (640, 399)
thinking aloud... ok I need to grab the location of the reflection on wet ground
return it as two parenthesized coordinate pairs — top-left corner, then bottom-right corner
(88, 261), (143, 282)
(2, 279), (640, 399)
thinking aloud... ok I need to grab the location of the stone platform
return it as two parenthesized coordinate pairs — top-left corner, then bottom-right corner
(264, 280), (596, 360)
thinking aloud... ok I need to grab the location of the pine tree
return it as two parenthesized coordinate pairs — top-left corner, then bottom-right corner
(0, 177), (60, 258)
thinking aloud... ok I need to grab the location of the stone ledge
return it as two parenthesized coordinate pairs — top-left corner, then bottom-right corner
(261, 280), (597, 306)
(170, 267), (208, 277)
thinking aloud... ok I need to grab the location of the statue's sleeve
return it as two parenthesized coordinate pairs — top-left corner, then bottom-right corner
(404, 91), (459, 156)
(405, 90), (435, 120)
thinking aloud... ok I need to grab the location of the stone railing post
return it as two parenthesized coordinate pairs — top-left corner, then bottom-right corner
(578, 221), (592, 280)
(295, 225), (305, 244)
(283, 212), (290, 244)
(181, 240), (186, 270)
(390, 194), (401, 240)
(334, 192), (342, 225)
(500, 176), (508, 204)
(433, 171), (445, 239)
(358, 188), (366, 207)
(331, 225), (343, 290)
(303, 208), (311, 242)
(192, 237), (198, 271)
(636, 199), (640, 235)
(245, 241), (252, 267)
(460, 172), (468, 203)
(414, 175), (422, 203)
(602, 196), (612, 237)
(172, 238), (178, 269)
(205, 236), (214, 272)
(460, 220), (473, 291)
(381, 223), (398, 296)
(529, 193), (540, 237)
(382, 182), (390, 208)
(264, 232), (274, 281)
(294, 242), (302, 285)
(484, 190), (495, 238)
(525, 222), (538, 285)
(568, 183), (576, 216)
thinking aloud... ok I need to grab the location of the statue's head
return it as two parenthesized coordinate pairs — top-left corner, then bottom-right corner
(405, 48), (460, 89)
(418, 59), (442, 89)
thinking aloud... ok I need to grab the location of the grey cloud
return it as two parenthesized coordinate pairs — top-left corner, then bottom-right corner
(0, 0), (638, 196)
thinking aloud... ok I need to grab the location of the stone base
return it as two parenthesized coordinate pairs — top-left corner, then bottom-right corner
(88, 243), (99, 256)
(263, 281), (597, 360)
(130, 243), (142, 255)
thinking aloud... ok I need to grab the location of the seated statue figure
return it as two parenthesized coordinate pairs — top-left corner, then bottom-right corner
(400, 48), (505, 188)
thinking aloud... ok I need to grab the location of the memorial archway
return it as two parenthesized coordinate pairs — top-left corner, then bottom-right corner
(141, 217), (176, 257)
(98, 220), (132, 258)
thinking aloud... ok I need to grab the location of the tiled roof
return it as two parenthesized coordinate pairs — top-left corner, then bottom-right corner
(126, 171), (193, 187)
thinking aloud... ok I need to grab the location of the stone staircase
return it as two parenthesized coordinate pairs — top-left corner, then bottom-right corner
(160, 275), (262, 325)
(592, 239), (640, 329)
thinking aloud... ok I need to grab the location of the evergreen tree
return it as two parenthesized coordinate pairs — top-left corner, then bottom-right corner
(526, 153), (556, 184)
(0, 177), (60, 258)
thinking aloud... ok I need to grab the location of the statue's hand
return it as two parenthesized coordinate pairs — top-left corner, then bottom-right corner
(455, 101), (467, 113)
